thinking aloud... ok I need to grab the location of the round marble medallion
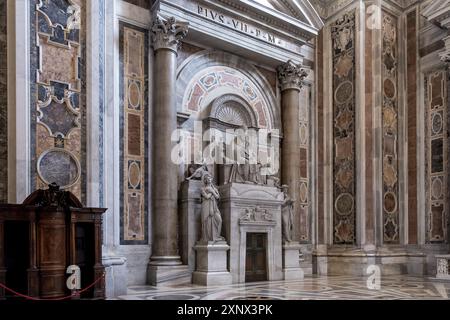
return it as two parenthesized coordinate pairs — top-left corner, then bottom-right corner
(431, 177), (443, 200)
(128, 81), (141, 109)
(334, 81), (354, 104)
(384, 192), (397, 214)
(128, 161), (141, 189)
(432, 112), (443, 135)
(300, 182), (308, 203)
(335, 193), (354, 216)
(384, 78), (396, 99)
(37, 148), (80, 188)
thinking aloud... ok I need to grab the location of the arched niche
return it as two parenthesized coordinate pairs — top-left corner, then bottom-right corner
(205, 94), (259, 131)
(176, 50), (280, 131)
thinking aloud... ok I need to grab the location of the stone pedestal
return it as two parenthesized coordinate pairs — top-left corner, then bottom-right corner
(282, 242), (304, 280)
(179, 180), (202, 271)
(192, 241), (232, 286)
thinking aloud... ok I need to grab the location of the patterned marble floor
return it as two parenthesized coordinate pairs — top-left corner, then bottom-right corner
(116, 275), (450, 300)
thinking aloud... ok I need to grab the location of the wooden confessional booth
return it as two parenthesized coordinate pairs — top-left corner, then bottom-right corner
(0, 183), (106, 300)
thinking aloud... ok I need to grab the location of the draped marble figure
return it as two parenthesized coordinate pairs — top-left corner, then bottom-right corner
(200, 172), (224, 242)
(281, 185), (295, 242)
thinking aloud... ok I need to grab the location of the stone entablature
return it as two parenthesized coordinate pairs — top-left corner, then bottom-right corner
(157, 0), (317, 64)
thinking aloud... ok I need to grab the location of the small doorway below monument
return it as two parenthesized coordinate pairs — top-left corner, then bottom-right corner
(245, 233), (268, 282)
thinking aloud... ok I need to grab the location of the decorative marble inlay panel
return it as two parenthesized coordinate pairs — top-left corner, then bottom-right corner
(120, 23), (148, 244)
(34, 0), (85, 201)
(382, 12), (399, 244)
(426, 70), (448, 244)
(0, 0), (7, 202)
(182, 66), (271, 129)
(331, 12), (356, 244)
(298, 86), (310, 242)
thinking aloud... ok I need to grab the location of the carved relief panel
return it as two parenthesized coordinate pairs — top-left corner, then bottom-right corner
(425, 70), (448, 244)
(34, 0), (85, 200)
(120, 23), (148, 244)
(382, 12), (399, 244)
(331, 12), (356, 244)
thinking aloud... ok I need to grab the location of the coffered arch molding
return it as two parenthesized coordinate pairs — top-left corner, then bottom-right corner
(176, 49), (281, 130)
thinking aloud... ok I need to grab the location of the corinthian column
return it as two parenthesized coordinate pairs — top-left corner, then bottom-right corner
(277, 60), (308, 241)
(149, 15), (188, 284)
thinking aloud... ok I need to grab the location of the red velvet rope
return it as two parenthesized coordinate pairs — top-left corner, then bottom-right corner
(0, 272), (105, 301)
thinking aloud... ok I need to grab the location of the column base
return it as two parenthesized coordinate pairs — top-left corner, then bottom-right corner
(283, 241), (304, 280)
(149, 255), (183, 266)
(147, 264), (191, 286)
(192, 241), (232, 286)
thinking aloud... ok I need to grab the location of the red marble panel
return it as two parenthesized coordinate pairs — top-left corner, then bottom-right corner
(300, 148), (308, 179)
(187, 83), (204, 112)
(128, 113), (141, 156)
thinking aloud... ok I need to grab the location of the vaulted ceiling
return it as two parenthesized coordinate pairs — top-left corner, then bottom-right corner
(246, 0), (324, 30)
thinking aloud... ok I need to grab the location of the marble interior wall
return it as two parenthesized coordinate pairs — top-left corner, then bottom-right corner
(32, 0), (86, 202)
(119, 22), (149, 245)
(382, 11), (400, 244)
(0, 0), (7, 203)
(425, 69), (448, 244)
(331, 11), (356, 245)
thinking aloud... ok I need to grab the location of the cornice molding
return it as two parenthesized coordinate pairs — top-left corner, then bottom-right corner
(213, 0), (318, 41)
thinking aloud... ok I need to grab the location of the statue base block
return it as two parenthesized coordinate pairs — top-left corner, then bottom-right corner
(192, 241), (232, 286)
(283, 242), (304, 280)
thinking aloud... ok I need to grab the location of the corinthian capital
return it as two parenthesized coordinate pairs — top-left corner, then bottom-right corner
(277, 60), (309, 91)
(151, 15), (189, 53)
